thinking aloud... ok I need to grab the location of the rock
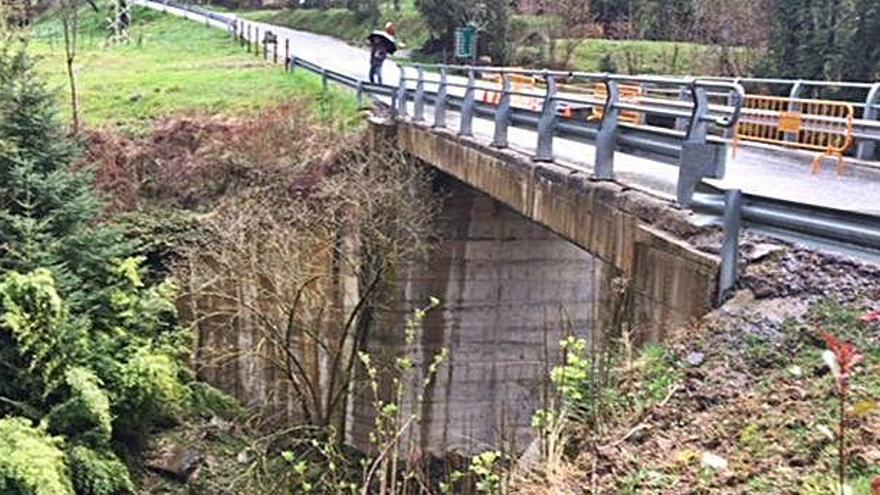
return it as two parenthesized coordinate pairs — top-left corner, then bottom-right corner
(516, 437), (541, 471)
(686, 352), (706, 367)
(745, 243), (785, 262)
(701, 452), (728, 471)
(145, 442), (203, 482)
(236, 449), (253, 465)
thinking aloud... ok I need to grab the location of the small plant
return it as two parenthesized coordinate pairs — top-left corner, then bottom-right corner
(359, 297), (448, 494)
(470, 450), (503, 494)
(821, 331), (864, 495)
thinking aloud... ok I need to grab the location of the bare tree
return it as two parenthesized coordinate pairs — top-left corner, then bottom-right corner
(538, 0), (592, 69)
(176, 124), (437, 434)
(59, 0), (80, 132)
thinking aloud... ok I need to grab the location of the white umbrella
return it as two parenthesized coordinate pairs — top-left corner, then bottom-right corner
(368, 30), (398, 54)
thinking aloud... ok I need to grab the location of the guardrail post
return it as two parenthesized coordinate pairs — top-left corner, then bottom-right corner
(637, 82), (648, 125)
(289, 55), (296, 73)
(246, 24), (251, 52)
(723, 78), (741, 140)
(396, 65), (408, 117)
(254, 27), (260, 56)
(321, 68), (328, 92)
(857, 82), (880, 160)
(534, 74), (557, 162)
(263, 36), (268, 61)
(413, 67), (426, 122)
(674, 87), (690, 131)
(492, 73), (512, 148)
(356, 80), (364, 107)
(434, 68), (448, 129)
(677, 83), (726, 208)
(784, 80), (804, 142)
(718, 188), (742, 305)
(284, 39), (290, 71)
(593, 78), (620, 180)
(459, 69), (476, 137)
(273, 40), (277, 64)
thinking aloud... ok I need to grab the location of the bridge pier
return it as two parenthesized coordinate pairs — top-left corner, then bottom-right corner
(346, 174), (618, 455)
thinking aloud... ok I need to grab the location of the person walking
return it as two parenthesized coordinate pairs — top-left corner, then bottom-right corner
(368, 22), (397, 85)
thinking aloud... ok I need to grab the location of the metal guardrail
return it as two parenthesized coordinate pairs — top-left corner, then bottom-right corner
(148, 0), (880, 301)
(389, 62), (745, 208)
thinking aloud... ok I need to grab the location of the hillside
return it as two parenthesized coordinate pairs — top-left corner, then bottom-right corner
(29, 4), (358, 133)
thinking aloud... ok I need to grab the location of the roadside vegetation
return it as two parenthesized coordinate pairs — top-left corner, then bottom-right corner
(242, 3), (727, 75)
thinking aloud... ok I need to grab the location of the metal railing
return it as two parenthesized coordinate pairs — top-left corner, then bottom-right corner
(390, 62), (745, 208)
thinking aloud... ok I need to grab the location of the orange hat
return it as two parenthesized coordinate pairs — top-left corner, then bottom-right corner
(385, 22), (396, 36)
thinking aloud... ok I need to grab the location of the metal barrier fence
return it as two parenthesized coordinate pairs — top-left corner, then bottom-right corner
(734, 96), (856, 175)
(652, 77), (880, 161)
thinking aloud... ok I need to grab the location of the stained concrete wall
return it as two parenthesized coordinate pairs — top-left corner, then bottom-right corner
(346, 174), (618, 455)
(382, 118), (721, 342)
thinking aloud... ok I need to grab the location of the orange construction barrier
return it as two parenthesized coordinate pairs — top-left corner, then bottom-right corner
(733, 96), (855, 175)
(587, 83), (643, 124)
(481, 72), (543, 111)
(480, 73), (503, 105)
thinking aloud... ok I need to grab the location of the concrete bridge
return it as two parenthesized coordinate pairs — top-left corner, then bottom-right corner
(143, 0), (880, 455)
(344, 118), (721, 454)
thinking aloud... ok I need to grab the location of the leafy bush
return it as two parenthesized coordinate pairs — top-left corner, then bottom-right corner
(0, 418), (73, 495)
(0, 41), (195, 494)
(47, 368), (113, 444)
(66, 446), (133, 495)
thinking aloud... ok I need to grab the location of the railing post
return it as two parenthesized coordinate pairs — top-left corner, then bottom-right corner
(784, 80), (804, 142)
(718, 188), (742, 305)
(356, 80), (364, 107)
(434, 68), (448, 129)
(396, 65), (408, 117)
(723, 77), (741, 140)
(413, 67), (426, 122)
(284, 39), (290, 71)
(676, 82), (726, 208)
(593, 78), (620, 180)
(534, 74), (557, 162)
(637, 82), (648, 125)
(492, 73), (512, 148)
(273, 39), (277, 64)
(254, 27), (260, 56)
(857, 82), (880, 160)
(246, 24), (251, 52)
(263, 36), (268, 61)
(674, 86), (690, 131)
(459, 69), (476, 137)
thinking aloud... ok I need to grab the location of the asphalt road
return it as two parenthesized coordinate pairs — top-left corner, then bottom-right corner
(138, 0), (880, 217)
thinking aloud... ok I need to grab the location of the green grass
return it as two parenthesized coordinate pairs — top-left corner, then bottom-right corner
(28, 4), (359, 133)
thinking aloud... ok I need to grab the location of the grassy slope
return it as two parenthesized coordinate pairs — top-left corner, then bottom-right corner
(29, 4), (359, 133)
(560, 246), (880, 494)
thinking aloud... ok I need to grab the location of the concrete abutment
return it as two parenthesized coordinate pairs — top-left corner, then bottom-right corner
(343, 119), (722, 455)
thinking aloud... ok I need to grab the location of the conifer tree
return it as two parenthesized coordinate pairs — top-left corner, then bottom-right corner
(0, 41), (130, 320)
